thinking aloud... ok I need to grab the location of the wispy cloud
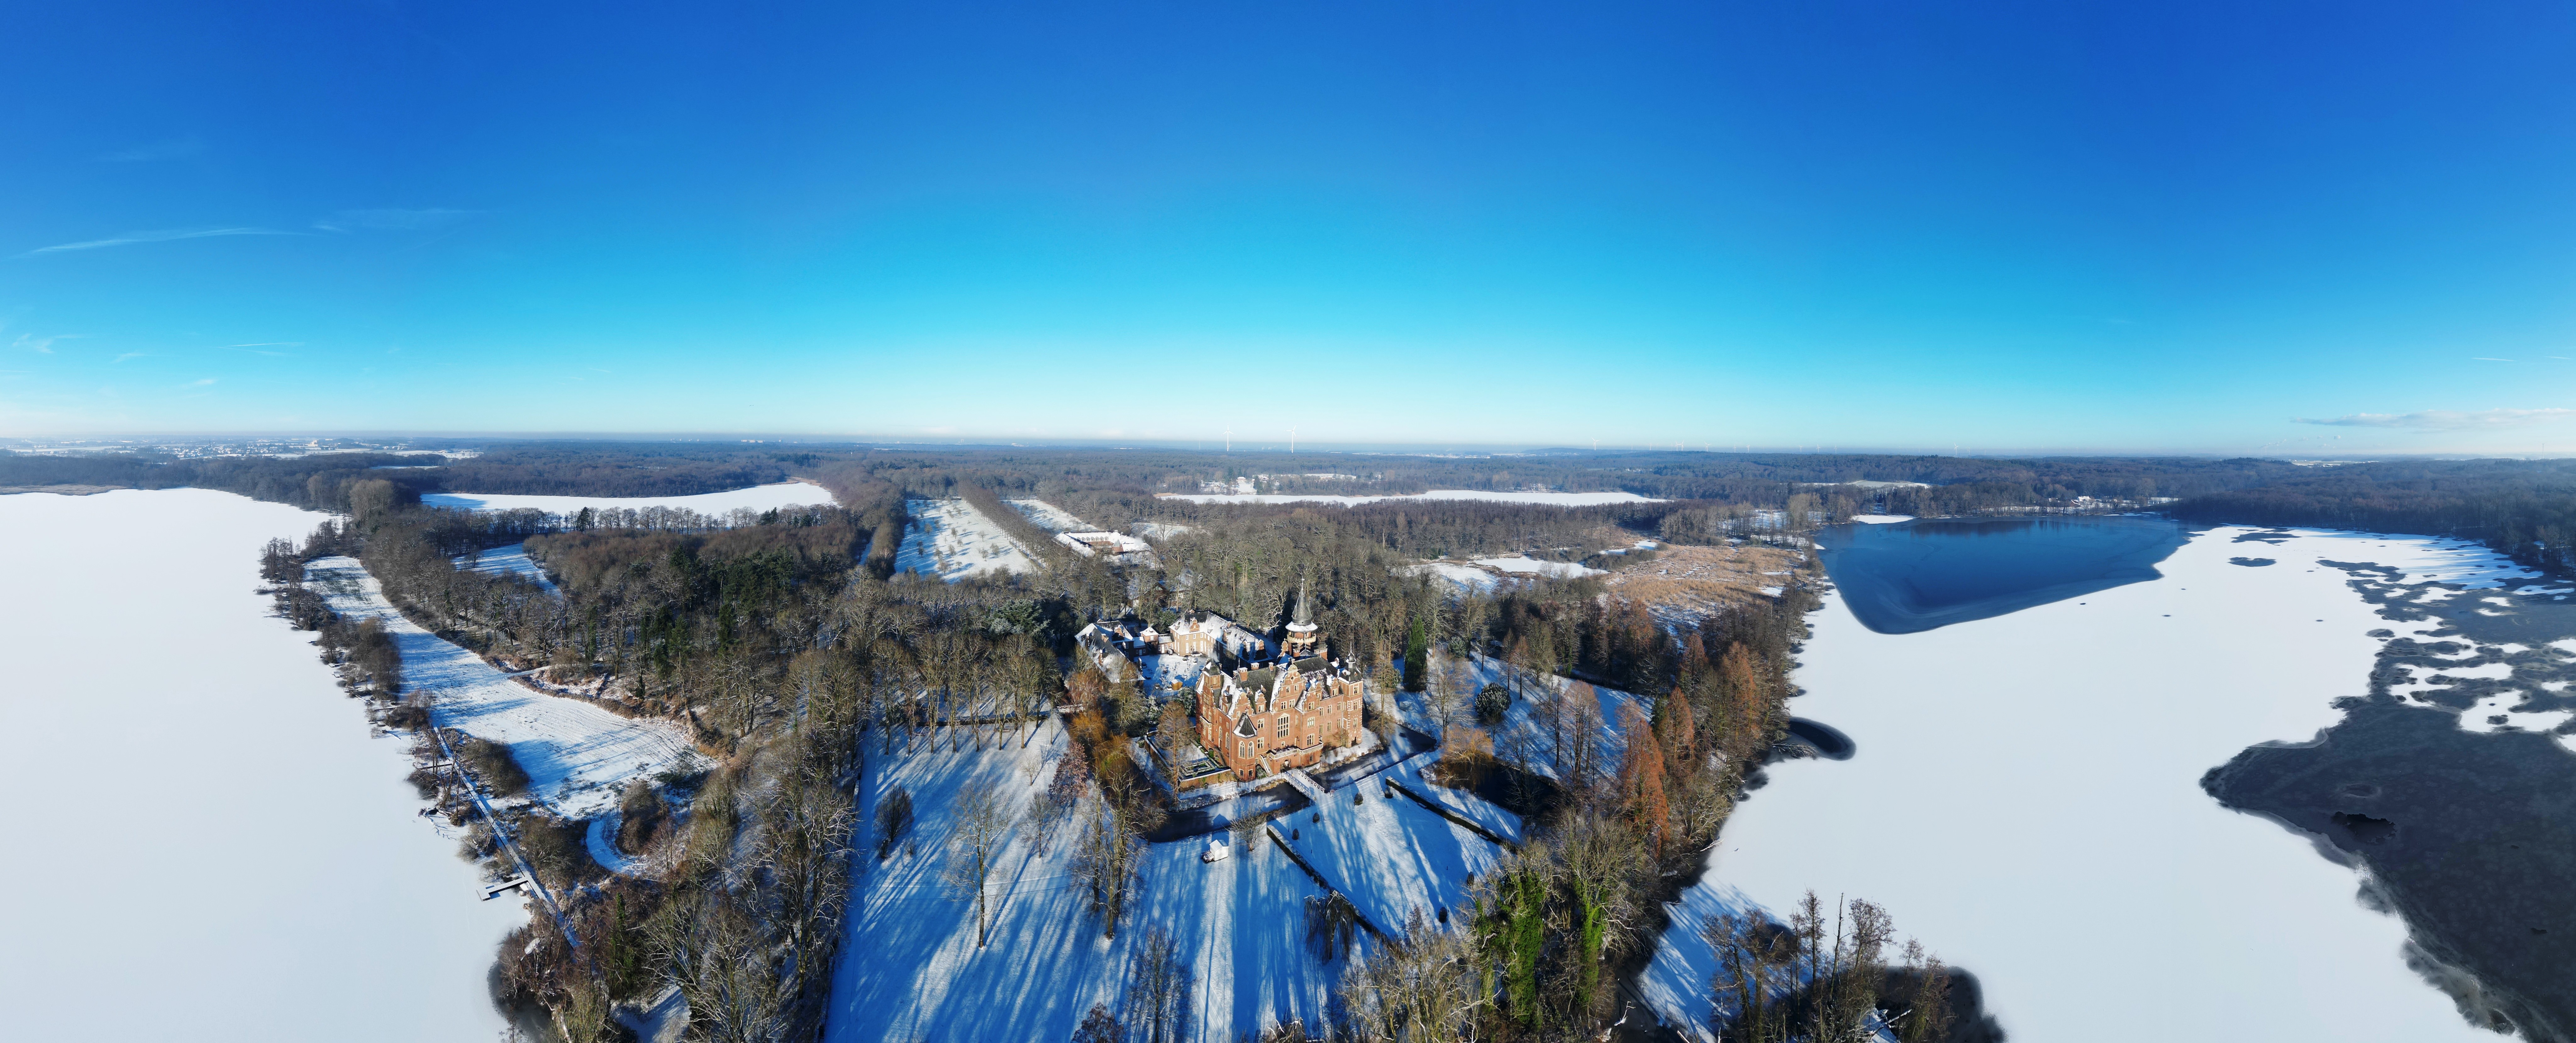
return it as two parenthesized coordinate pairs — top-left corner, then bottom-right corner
(187, 378), (216, 387)
(2294, 408), (2576, 432)
(14, 333), (77, 353)
(96, 135), (203, 163)
(314, 208), (476, 233)
(15, 227), (292, 258)
(113, 352), (147, 363)
(218, 342), (300, 356)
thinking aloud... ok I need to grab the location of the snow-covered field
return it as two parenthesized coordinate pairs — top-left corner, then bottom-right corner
(1007, 498), (1095, 533)
(827, 724), (1345, 1042)
(454, 542), (558, 593)
(897, 498), (1046, 581)
(1402, 560), (1505, 593)
(1471, 555), (1607, 579)
(1636, 527), (2527, 1042)
(422, 480), (830, 515)
(0, 489), (522, 1041)
(1162, 489), (1663, 506)
(303, 557), (700, 818)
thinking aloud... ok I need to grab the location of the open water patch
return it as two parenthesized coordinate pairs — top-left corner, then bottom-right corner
(1814, 516), (2188, 634)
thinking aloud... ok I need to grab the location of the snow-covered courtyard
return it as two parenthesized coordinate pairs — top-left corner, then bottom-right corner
(0, 489), (523, 1042)
(897, 498), (1046, 581)
(1636, 526), (2532, 1042)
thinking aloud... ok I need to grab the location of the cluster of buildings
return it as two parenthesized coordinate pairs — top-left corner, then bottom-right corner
(1075, 582), (1369, 783)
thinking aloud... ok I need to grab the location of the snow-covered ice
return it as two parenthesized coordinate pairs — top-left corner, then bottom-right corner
(896, 498), (1047, 581)
(1849, 514), (1913, 524)
(0, 489), (523, 1041)
(303, 557), (701, 818)
(1636, 526), (2529, 1042)
(1162, 489), (1663, 506)
(422, 480), (830, 516)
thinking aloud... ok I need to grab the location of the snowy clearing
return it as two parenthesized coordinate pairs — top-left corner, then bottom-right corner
(0, 489), (521, 1041)
(454, 542), (558, 594)
(1637, 527), (2531, 1042)
(1400, 560), (1505, 593)
(1161, 489), (1664, 506)
(1007, 498), (1095, 533)
(896, 498), (1047, 581)
(1471, 555), (1607, 579)
(1438, 654), (1641, 783)
(422, 480), (830, 515)
(827, 723), (1347, 1042)
(303, 557), (702, 818)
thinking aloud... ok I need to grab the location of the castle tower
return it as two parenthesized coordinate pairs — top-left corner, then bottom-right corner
(1283, 576), (1320, 658)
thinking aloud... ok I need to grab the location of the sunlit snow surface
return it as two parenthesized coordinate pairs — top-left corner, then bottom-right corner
(896, 498), (1046, 580)
(0, 489), (522, 1041)
(454, 541), (558, 593)
(304, 556), (700, 818)
(827, 724), (1344, 1042)
(1163, 489), (1663, 506)
(421, 480), (830, 515)
(1636, 527), (2532, 1042)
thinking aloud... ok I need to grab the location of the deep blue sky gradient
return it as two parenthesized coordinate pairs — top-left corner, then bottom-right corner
(6, 2), (2576, 453)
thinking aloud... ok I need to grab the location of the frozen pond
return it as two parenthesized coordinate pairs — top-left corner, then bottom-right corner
(422, 479), (830, 515)
(1640, 520), (2518, 1041)
(0, 489), (522, 1041)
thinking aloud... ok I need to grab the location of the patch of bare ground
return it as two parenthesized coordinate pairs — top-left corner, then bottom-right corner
(0, 484), (127, 495)
(1598, 533), (1800, 628)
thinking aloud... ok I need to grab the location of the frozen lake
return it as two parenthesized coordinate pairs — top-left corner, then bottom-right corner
(1640, 519), (2523, 1041)
(0, 489), (522, 1041)
(422, 479), (830, 515)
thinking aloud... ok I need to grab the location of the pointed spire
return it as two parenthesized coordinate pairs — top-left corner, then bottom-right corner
(1293, 575), (1313, 627)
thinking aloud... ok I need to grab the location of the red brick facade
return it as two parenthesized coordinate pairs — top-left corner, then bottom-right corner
(1194, 657), (1365, 780)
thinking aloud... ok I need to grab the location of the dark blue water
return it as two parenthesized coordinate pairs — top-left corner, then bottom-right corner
(1814, 516), (2188, 634)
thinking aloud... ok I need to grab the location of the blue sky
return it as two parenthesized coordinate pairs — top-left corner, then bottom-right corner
(6, 2), (2576, 454)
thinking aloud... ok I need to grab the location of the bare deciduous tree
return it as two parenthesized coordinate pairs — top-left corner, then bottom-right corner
(943, 778), (1019, 949)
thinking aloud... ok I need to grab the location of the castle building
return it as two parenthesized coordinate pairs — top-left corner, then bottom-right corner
(1193, 653), (1365, 781)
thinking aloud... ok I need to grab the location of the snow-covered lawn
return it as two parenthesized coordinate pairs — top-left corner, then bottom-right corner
(0, 489), (522, 1041)
(827, 723), (1344, 1042)
(897, 498), (1046, 581)
(422, 480), (830, 515)
(1007, 498), (1095, 533)
(1380, 756), (1524, 844)
(1274, 773), (1509, 938)
(454, 541), (558, 593)
(1636, 527), (2530, 1042)
(303, 557), (701, 818)
(1445, 654), (1642, 784)
(1162, 490), (1664, 506)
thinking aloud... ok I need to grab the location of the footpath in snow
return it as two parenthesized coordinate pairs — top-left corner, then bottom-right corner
(303, 556), (700, 818)
(1633, 526), (2531, 1042)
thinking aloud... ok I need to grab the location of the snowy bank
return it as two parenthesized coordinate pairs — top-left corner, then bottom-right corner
(303, 557), (701, 818)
